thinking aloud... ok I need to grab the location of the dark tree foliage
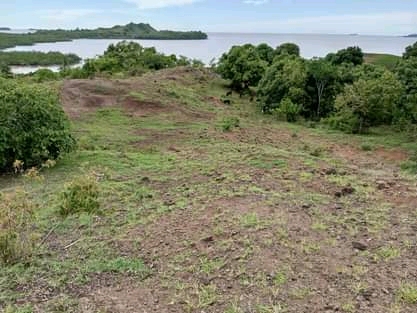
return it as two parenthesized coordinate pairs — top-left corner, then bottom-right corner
(403, 41), (417, 59)
(329, 70), (403, 133)
(0, 79), (75, 172)
(275, 43), (301, 57)
(217, 44), (268, 92)
(0, 63), (12, 78)
(256, 43), (275, 64)
(0, 23), (208, 50)
(304, 58), (339, 119)
(0, 51), (81, 66)
(257, 55), (307, 113)
(394, 57), (417, 124)
(326, 46), (364, 66)
(82, 41), (201, 76)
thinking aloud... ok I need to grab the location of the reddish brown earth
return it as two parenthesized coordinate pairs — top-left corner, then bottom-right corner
(61, 73), (416, 313)
(5, 69), (416, 313)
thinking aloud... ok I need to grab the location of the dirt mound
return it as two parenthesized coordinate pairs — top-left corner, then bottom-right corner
(60, 79), (127, 118)
(60, 72), (214, 121)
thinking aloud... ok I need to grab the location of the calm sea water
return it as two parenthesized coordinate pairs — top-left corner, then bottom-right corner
(4, 32), (416, 74)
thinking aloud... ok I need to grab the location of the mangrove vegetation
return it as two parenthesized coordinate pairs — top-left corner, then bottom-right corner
(0, 51), (81, 66)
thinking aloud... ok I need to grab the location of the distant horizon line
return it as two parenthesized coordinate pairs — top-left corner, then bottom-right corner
(0, 28), (414, 38)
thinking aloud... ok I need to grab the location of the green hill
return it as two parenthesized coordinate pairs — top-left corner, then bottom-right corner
(0, 22), (208, 49)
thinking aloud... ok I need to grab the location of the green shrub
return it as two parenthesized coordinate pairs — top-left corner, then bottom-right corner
(32, 68), (59, 82)
(59, 175), (100, 217)
(220, 117), (240, 132)
(0, 62), (12, 78)
(0, 79), (76, 172)
(0, 190), (37, 265)
(360, 143), (374, 151)
(274, 98), (301, 122)
(4, 305), (33, 313)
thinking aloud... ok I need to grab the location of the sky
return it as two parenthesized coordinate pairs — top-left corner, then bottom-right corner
(2, 0), (417, 35)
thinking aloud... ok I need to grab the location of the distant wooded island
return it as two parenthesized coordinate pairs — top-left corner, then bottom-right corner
(0, 51), (81, 66)
(0, 27), (11, 31)
(406, 34), (417, 37)
(0, 23), (208, 50)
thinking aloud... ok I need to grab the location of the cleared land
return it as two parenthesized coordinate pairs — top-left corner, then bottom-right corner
(363, 53), (401, 70)
(1, 67), (417, 313)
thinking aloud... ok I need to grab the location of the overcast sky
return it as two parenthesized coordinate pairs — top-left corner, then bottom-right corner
(2, 0), (417, 35)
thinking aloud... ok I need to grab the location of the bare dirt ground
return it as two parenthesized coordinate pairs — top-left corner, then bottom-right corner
(61, 71), (417, 313)
(3, 68), (416, 313)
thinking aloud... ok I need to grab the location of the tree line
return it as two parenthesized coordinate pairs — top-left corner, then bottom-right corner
(0, 22), (208, 50)
(216, 41), (417, 133)
(0, 51), (81, 66)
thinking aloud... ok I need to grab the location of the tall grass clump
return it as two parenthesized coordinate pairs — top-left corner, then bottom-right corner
(0, 190), (37, 265)
(59, 175), (100, 217)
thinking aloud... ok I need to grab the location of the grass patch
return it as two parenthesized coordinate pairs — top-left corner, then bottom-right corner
(240, 212), (260, 228)
(375, 246), (401, 261)
(83, 257), (149, 276)
(364, 53), (401, 70)
(219, 116), (240, 132)
(396, 283), (417, 304)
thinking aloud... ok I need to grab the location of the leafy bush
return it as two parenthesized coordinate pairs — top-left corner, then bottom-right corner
(32, 68), (58, 82)
(0, 190), (37, 265)
(83, 41), (200, 77)
(0, 79), (76, 172)
(329, 71), (403, 133)
(275, 42), (300, 57)
(0, 62), (12, 78)
(59, 66), (90, 79)
(220, 117), (240, 132)
(403, 41), (417, 59)
(59, 175), (100, 217)
(326, 46), (364, 66)
(274, 98), (301, 122)
(217, 44), (268, 92)
(257, 55), (307, 113)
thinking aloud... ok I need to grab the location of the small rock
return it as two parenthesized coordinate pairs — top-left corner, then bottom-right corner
(342, 186), (355, 195)
(302, 203), (312, 209)
(361, 288), (375, 301)
(376, 180), (388, 190)
(336, 186), (355, 197)
(164, 199), (176, 206)
(325, 168), (338, 175)
(168, 146), (181, 153)
(352, 241), (368, 251)
(201, 236), (214, 243)
(334, 204), (343, 210)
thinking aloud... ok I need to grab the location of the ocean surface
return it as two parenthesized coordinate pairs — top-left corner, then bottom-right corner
(3, 32), (416, 74)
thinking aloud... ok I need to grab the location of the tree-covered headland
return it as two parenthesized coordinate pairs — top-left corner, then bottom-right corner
(0, 22), (208, 50)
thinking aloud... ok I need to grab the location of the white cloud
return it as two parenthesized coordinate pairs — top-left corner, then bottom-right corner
(124, 0), (201, 9)
(243, 0), (269, 5)
(39, 9), (102, 21)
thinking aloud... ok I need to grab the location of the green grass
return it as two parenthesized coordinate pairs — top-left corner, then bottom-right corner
(2, 67), (417, 312)
(396, 283), (417, 304)
(364, 53), (401, 70)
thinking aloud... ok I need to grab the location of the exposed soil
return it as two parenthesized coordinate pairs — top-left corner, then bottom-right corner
(5, 69), (417, 313)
